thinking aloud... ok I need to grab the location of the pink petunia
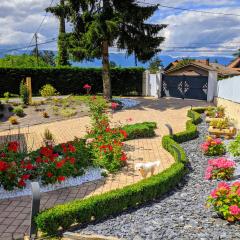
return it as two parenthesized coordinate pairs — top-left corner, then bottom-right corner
(229, 205), (240, 216)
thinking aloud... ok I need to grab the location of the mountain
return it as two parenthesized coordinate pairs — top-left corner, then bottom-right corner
(72, 53), (234, 68)
(0, 50), (234, 68)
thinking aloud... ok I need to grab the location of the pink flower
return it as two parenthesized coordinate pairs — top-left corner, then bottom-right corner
(214, 138), (222, 145)
(111, 102), (119, 110)
(201, 143), (209, 152)
(83, 84), (91, 90)
(229, 205), (240, 216)
(217, 182), (230, 191)
(210, 189), (218, 198)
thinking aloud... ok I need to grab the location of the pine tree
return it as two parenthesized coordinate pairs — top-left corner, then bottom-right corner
(46, 0), (69, 66)
(58, 1), (166, 99)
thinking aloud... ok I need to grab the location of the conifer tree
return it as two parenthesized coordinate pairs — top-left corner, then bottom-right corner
(56, 1), (166, 98)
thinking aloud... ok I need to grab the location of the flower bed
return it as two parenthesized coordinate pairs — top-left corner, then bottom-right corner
(201, 136), (226, 156)
(208, 182), (240, 222)
(205, 157), (236, 180)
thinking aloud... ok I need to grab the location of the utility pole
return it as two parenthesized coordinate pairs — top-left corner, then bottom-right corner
(34, 33), (39, 66)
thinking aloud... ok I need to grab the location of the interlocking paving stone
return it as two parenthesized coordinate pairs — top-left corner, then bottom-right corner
(0, 98), (209, 239)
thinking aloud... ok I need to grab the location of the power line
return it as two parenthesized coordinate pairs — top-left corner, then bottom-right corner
(26, 0), (55, 52)
(0, 38), (57, 55)
(137, 1), (240, 17)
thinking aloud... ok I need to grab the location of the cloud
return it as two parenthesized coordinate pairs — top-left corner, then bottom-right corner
(156, 6), (240, 57)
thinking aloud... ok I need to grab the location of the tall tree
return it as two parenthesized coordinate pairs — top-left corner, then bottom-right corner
(148, 56), (163, 73)
(64, 0), (166, 99)
(233, 48), (240, 58)
(46, 0), (69, 66)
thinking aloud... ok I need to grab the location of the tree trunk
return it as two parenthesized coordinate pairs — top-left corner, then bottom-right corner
(102, 40), (111, 99)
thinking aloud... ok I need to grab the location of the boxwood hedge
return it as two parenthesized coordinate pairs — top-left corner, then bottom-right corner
(35, 108), (206, 236)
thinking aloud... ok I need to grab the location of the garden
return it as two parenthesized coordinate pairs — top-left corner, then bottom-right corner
(31, 105), (240, 239)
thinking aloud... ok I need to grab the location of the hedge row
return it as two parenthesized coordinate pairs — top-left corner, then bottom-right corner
(35, 108), (205, 236)
(123, 122), (157, 140)
(0, 67), (144, 96)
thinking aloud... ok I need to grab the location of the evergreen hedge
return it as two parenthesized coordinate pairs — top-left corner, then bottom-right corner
(35, 108), (205, 236)
(0, 67), (144, 96)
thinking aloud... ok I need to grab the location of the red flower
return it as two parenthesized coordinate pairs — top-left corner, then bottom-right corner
(21, 174), (30, 180)
(56, 159), (65, 169)
(0, 153), (6, 158)
(111, 102), (119, 110)
(105, 127), (111, 132)
(108, 145), (113, 151)
(68, 144), (76, 153)
(47, 172), (53, 178)
(36, 157), (42, 163)
(0, 161), (8, 171)
(40, 147), (53, 157)
(57, 176), (66, 182)
(83, 84), (91, 90)
(69, 157), (75, 164)
(121, 152), (127, 161)
(119, 129), (128, 139)
(8, 141), (19, 153)
(18, 179), (26, 187)
(25, 163), (34, 170)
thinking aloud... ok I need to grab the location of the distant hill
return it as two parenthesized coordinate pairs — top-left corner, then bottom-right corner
(0, 50), (234, 68)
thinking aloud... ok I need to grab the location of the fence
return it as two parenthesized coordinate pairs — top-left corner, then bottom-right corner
(215, 75), (240, 129)
(216, 76), (240, 103)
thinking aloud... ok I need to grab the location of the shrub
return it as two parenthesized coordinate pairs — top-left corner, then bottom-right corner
(39, 84), (58, 98)
(201, 136), (226, 156)
(205, 158), (236, 180)
(19, 81), (29, 105)
(210, 118), (229, 129)
(228, 134), (240, 157)
(3, 92), (10, 103)
(123, 122), (157, 140)
(86, 97), (127, 172)
(60, 108), (77, 118)
(207, 182), (240, 222)
(8, 116), (18, 125)
(42, 112), (49, 118)
(13, 106), (24, 117)
(0, 67), (144, 96)
(43, 129), (55, 146)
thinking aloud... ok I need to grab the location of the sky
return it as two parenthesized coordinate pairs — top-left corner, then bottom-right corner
(0, 0), (240, 58)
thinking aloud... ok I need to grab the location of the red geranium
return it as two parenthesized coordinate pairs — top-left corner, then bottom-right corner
(47, 172), (53, 178)
(8, 141), (19, 153)
(18, 179), (26, 187)
(119, 129), (128, 139)
(57, 176), (66, 182)
(40, 147), (53, 157)
(121, 152), (127, 162)
(111, 102), (119, 110)
(21, 174), (30, 180)
(56, 159), (66, 169)
(0, 161), (8, 171)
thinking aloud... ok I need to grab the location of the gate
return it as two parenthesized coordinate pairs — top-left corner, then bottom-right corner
(161, 75), (208, 100)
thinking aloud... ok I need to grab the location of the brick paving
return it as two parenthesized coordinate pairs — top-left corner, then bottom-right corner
(0, 98), (209, 239)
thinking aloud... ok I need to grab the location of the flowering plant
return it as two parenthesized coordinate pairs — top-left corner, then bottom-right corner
(86, 96), (128, 172)
(205, 157), (236, 180)
(201, 136), (226, 156)
(83, 84), (91, 94)
(207, 182), (240, 222)
(0, 141), (30, 190)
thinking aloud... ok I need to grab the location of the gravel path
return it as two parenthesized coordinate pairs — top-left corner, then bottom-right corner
(76, 117), (240, 240)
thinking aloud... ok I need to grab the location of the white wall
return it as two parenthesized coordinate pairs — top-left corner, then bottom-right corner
(216, 76), (240, 103)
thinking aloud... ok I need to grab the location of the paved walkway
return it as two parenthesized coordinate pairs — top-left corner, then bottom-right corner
(0, 98), (209, 239)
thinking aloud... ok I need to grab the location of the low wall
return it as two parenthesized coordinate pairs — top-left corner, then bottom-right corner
(214, 97), (240, 130)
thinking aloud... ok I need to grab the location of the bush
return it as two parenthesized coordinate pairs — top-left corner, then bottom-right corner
(19, 81), (29, 105)
(8, 116), (18, 125)
(60, 108), (77, 118)
(0, 67), (144, 96)
(39, 84), (58, 98)
(228, 134), (240, 157)
(207, 182), (240, 222)
(123, 122), (157, 140)
(35, 108), (202, 235)
(205, 158), (236, 180)
(200, 136), (226, 156)
(13, 106), (24, 117)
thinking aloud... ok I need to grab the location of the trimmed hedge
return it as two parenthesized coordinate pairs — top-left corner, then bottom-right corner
(35, 108), (202, 236)
(0, 67), (144, 96)
(123, 122), (157, 140)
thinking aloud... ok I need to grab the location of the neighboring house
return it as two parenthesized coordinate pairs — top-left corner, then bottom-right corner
(227, 57), (240, 73)
(164, 59), (240, 78)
